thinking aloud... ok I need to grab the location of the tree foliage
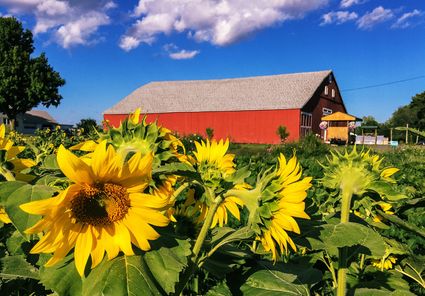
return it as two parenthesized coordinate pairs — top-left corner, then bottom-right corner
(75, 118), (99, 136)
(387, 91), (425, 130)
(0, 17), (65, 122)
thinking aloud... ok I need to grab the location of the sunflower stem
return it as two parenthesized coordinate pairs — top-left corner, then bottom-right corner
(170, 182), (189, 203)
(192, 194), (223, 260)
(337, 189), (353, 296)
(174, 192), (223, 296)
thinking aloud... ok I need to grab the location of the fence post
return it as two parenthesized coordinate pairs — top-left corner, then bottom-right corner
(406, 124), (409, 144)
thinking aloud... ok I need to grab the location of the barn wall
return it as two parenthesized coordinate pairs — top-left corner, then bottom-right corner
(104, 109), (301, 144)
(302, 74), (346, 138)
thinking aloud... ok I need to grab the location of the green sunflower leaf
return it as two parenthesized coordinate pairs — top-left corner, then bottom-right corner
(0, 255), (39, 280)
(39, 255), (82, 296)
(2, 182), (56, 240)
(240, 261), (321, 296)
(144, 237), (192, 294)
(320, 222), (386, 257)
(40, 154), (59, 170)
(83, 255), (163, 296)
(206, 282), (232, 296)
(82, 237), (191, 295)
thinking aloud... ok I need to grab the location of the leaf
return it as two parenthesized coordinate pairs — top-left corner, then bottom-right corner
(225, 165), (251, 184)
(206, 282), (232, 296)
(368, 181), (407, 201)
(354, 288), (415, 296)
(0, 255), (39, 280)
(144, 238), (192, 294)
(0, 181), (26, 204)
(395, 256), (425, 288)
(320, 222), (386, 257)
(83, 237), (190, 295)
(40, 154), (59, 170)
(211, 226), (254, 251)
(3, 183), (56, 239)
(203, 244), (251, 278)
(153, 162), (199, 180)
(240, 261), (321, 296)
(5, 230), (27, 255)
(83, 255), (163, 296)
(39, 255), (82, 296)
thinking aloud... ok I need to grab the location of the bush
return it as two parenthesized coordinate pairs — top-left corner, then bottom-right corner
(276, 125), (289, 143)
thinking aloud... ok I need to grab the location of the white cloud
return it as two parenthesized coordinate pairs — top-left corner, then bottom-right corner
(36, 0), (68, 16)
(357, 6), (393, 30)
(169, 49), (200, 60)
(120, 0), (328, 51)
(163, 43), (200, 59)
(391, 9), (423, 29)
(55, 12), (110, 48)
(340, 0), (366, 8)
(0, 0), (116, 48)
(321, 11), (358, 25)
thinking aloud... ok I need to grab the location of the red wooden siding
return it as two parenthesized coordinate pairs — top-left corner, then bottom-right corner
(104, 109), (300, 144)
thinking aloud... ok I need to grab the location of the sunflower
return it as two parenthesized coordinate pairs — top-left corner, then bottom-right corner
(0, 124), (35, 224)
(20, 141), (170, 276)
(71, 109), (187, 168)
(371, 255), (397, 270)
(230, 153), (311, 261)
(0, 124), (35, 181)
(193, 139), (235, 183)
(321, 147), (400, 197)
(192, 139), (243, 228)
(254, 153), (312, 261)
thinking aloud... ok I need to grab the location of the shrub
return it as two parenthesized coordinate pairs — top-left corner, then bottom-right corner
(276, 125), (289, 143)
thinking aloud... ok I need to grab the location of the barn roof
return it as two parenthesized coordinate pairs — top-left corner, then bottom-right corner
(104, 70), (332, 114)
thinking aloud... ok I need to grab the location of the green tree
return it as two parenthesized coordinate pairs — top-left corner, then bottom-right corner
(76, 118), (99, 136)
(410, 91), (425, 129)
(388, 105), (416, 127)
(0, 17), (65, 128)
(361, 115), (379, 127)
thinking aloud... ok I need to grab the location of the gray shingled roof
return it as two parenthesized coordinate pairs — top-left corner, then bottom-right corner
(25, 110), (57, 123)
(104, 70), (332, 114)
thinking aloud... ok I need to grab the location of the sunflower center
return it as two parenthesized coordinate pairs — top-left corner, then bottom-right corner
(71, 183), (130, 226)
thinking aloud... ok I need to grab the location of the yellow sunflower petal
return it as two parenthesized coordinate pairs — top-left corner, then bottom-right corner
(70, 140), (98, 152)
(74, 225), (93, 276)
(57, 145), (94, 185)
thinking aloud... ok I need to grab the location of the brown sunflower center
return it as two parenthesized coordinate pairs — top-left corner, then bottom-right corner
(71, 183), (130, 226)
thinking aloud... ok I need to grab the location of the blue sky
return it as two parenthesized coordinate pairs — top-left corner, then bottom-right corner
(0, 0), (424, 125)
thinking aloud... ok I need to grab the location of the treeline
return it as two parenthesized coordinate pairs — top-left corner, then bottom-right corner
(361, 91), (424, 142)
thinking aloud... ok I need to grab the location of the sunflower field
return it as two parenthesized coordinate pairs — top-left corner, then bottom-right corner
(0, 110), (424, 296)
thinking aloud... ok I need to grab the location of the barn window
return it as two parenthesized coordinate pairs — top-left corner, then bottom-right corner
(331, 89), (335, 98)
(300, 112), (312, 137)
(322, 108), (333, 115)
(324, 86), (329, 95)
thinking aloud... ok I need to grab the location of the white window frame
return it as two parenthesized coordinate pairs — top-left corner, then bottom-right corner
(331, 89), (336, 98)
(324, 86), (329, 95)
(322, 108), (333, 115)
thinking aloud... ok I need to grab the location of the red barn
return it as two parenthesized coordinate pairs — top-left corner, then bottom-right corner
(103, 70), (347, 144)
